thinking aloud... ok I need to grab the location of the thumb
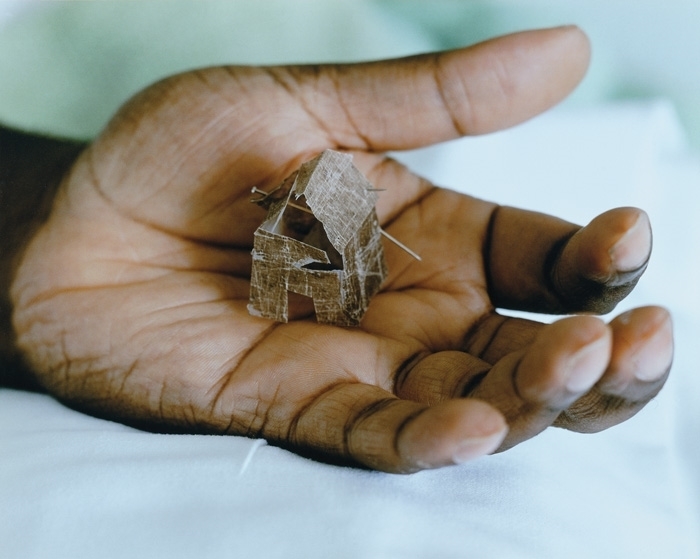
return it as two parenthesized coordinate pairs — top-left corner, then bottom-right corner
(287, 25), (590, 151)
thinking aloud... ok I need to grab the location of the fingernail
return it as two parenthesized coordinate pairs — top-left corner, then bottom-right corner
(609, 213), (651, 272)
(634, 317), (674, 381)
(565, 337), (610, 393)
(452, 429), (508, 464)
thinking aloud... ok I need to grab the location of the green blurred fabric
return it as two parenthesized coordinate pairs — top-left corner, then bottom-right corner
(0, 0), (698, 147)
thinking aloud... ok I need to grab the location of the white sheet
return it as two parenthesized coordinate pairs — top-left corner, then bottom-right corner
(2, 102), (699, 559)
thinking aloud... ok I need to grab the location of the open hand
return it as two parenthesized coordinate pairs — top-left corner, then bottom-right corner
(11, 27), (672, 473)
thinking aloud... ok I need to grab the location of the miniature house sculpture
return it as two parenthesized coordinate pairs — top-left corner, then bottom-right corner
(248, 150), (387, 326)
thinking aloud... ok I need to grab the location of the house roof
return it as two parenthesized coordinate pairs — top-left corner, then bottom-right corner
(291, 150), (378, 253)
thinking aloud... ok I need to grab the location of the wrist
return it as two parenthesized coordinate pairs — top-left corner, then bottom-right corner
(0, 126), (86, 389)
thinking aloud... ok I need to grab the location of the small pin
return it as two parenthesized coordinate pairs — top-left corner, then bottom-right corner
(286, 200), (313, 214)
(250, 186), (283, 203)
(378, 229), (422, 261)
(251, 186), (269, 202)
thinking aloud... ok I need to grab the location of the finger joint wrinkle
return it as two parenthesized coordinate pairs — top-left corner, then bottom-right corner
(431, 54), (470, 137)
(343, 397), (400, 455)
(461, 313), (507, 360)
(393, 351), (430, 395)
(285, 381), (349, 446)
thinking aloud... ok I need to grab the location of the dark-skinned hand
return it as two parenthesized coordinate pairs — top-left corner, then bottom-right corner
(11, 27), (673, 473)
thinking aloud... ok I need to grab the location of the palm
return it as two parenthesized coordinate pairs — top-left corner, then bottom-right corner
(12, 28), (672, 472)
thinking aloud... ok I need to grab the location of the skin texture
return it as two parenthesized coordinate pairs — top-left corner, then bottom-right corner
(9, 27), (673, 473)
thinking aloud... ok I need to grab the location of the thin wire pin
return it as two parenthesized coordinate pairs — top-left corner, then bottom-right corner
(251, 185), (282, 203)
